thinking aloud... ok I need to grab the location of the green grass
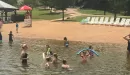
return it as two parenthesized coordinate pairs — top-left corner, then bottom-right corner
(78, 9), (119, 15)
(17, 8), (67, 20)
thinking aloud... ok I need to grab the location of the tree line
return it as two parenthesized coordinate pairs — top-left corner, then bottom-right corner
(2, 0), (130, 20)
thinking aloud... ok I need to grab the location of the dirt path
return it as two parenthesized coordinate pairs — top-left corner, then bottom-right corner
(53, 8), (87, 20)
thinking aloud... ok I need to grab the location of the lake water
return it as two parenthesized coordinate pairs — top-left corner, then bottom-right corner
(0, 38), (130, 75)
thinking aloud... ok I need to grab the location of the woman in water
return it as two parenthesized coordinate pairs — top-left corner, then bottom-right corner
(21, 44), (28, 66)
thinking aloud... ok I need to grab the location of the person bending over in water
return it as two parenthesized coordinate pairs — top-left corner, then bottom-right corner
(8, 31), (14, 45)
(124, 34), (130, 57)
(88, 46), (94, 59)
(80, 51), (89, 63)
(45, 57), (52, 69)
(62, 59), (72, 71)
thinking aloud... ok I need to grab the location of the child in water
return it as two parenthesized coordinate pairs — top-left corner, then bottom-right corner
(52, 53), (60, 67)
(45, 45), (53, 57)
(16, 22), (19, 33)
(8, 31), (14, 45)
(80, 51), (89, 63)
(62, 59), (72, 71)
(88, 46), (94, 59)
(45, 57), (52, 69)
(63, 37), (69, 47)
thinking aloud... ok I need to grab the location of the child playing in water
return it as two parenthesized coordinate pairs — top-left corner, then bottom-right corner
(45, 57), (52, 69)
(80, 51), (89, 63)
(52, 53), (60, 67)
(88, 46), (94, 59)
(63, 37), (69, 47)
(8, 31), (14, 44)
(45, 45), (53, 57)
(16, 22), (19, 33)
(62, 59), (72, 70)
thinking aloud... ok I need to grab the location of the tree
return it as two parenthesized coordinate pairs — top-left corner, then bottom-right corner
(55, 0), (74, 20)
(23, 0), (39, 7)
(2, 0), (17, 6)
(109, 0), (124, 20)
(39, 0), (55, 13)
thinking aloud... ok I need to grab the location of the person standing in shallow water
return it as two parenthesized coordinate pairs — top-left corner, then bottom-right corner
(21, 44), (28, 66)
(0, 32), (2, 44)
(63, 37), (69, 47)
(123, 34), (130, 57)
(8, 31), (14, 45)
(16, 22), (19, 33)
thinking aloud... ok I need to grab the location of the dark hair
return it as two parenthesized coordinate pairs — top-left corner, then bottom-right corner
(0, 18), (1, 21)
(54, 53), (58, 59)
(46, 57), (51, 62)
(63, 59), (67, 64)
(10, 31), (12, 34)
(50, 51), (53, 55)
(89, 45), (92, 49)
(64, 37), (67, 41)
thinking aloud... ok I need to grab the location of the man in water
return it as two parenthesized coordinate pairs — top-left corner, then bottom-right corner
(123, 34), (130, 57)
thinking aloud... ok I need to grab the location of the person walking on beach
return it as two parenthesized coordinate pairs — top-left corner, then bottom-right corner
(123, 34), (130, 57)
(16, 22), (19, 33)
(8, 31), (14, 45)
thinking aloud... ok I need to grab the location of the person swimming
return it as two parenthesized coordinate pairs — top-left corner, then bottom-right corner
(80, 51), (89, 63)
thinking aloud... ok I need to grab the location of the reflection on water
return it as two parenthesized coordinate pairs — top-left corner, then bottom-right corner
(1, 38), (130, 75)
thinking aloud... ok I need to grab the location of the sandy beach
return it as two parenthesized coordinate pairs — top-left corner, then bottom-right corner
(2, 20), (130, 44)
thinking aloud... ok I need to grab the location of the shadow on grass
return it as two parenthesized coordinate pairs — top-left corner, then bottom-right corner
(38, 9), (50, 11)
(52, 19), (76, 22)
(40, 12), (61, 15)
